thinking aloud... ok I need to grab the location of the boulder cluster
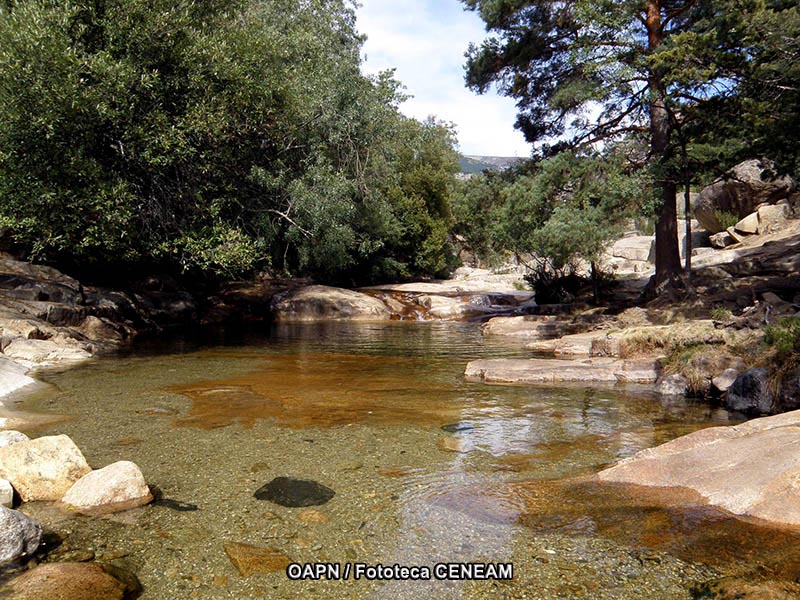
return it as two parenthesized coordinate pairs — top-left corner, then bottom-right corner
(0, 431), (151, 566)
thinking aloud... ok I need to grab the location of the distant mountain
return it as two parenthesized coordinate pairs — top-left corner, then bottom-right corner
(458, 155), (526, 175)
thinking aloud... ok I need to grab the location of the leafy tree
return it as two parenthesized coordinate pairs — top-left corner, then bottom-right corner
(0, 0), (460, 283)
(461, 0), (764, 285)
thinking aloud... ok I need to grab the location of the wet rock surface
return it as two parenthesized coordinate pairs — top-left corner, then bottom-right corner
(599, 410), (800, 525)
(223, 542), (292, 576)
(254, 477), (335, 507)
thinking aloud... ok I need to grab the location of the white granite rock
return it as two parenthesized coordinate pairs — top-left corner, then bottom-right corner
(62, 461), (152, 512)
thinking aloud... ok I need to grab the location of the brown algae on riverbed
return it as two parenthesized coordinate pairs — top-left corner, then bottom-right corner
(6, 322), (800, 598)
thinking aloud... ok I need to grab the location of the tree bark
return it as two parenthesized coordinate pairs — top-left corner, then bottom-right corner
(646, 0), (682, 283)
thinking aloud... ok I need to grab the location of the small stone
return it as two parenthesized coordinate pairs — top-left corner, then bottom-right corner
(0, 431), (30, 448)
(709, 231), (734, 249)
(254, 477), (335, 507)
(733, 212), (759, 234)
(223, 542), (291, 576)
(297, 509), (329, 524)
(0, 506), (42, 564)
(0, 478), (13, 508)
(437, 436), (470, 453)
(62, 461), (152, 513)
(441, 422), (475, 433)
(712, 368), (740, 393)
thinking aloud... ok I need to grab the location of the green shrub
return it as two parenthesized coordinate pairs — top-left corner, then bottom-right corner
(714, 210), (740, 231)
(764, 317), (800, 358)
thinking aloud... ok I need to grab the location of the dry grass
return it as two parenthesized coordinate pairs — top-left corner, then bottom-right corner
(616, 321), (725, 359)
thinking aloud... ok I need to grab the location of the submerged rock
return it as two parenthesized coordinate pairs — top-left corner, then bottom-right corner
(437, 436), (470, 453)
(271, 285), (390, 322)
(0, 506), (42, 564)
(223, 542), (292, 576)
(254, 477), (335, 507)
(598, 410), (800, 526)
(2, 562), (137, 600)
(62, 461), (152, 513)
(0, 435), (91, 501)
(441, 422), (475, 434)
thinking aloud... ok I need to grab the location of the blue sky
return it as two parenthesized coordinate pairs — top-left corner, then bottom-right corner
(355, 0), (533, 158)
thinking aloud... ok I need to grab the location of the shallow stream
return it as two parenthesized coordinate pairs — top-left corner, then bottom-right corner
(8, 322), (800, 598)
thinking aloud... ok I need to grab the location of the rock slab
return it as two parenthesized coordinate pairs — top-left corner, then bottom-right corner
(465, 357), (660, 385)
(254, 477), (335, 507)
(0, 505), (42, 564)
(62, 461), (152, 513)
(598, 410), (800, 526)
(0, 435), (91, 501)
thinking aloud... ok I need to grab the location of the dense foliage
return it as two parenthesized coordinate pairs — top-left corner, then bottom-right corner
(453, 148), (650, 301)
(460, 0), (800, 285)
(0, 0), (459, 283)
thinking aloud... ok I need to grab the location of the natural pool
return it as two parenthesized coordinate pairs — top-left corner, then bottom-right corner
(7, 321), (800, 599)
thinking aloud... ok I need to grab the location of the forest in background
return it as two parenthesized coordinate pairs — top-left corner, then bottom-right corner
(0, 0), (798, 288)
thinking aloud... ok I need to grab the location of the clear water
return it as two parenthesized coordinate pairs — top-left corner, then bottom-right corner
(7, 321), (800, 599)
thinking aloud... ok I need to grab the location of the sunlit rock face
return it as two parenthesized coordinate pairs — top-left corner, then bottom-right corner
(599, 410), (800, 526)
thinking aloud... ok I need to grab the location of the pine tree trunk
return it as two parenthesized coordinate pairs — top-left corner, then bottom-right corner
(646, 0), (682, 283)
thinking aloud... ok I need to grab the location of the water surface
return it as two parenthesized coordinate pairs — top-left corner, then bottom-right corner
(10, 322), (800, 599)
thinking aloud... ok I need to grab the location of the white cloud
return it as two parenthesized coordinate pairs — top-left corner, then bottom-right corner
(355, 0), (532, 158)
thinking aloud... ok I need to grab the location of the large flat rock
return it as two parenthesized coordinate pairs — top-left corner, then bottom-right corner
(271, 285), (391, 322)
(598, 410), (800, 525)
(481, 316), (581, 340)
(465, 357), (659, 385)
(0, 356), (36, 398)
